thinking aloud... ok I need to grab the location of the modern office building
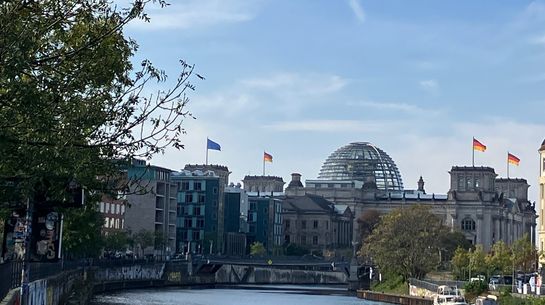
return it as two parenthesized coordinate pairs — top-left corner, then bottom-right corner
(223, 184), (248, 256)
(171, 169), (221, 255)
(247, 195), (283, 255)
(285, 142), (537, 252)
(124, 159), (177, 256)
(184, 164), (230, 255)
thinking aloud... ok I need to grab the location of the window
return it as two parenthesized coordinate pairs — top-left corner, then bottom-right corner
(326, 221), (329, 230)
(194, 206), (201, 216)
(458, 176), (464, 190)
(301, 220), (306, 229)
(466, 177), (472, 190)
(196, 219), (205, 228)
(474, 177), (480, 188)
(194, 181), (202, 191)
(181, 181), (190, 191)
(185, 193), (193, 203)
(198, 194), (205, 203)
(250, 202), (256, 210)
(285, 220), (290, 229)
(300, 236), (306, 245)
(192, 231), (200, 241)
(313, 220), (318, 229)
(104, 217), (109, 228)
(313, 236), (318, 245)
(121, 205), (125, 214)
(213, 187), (218, 194)
(461, 218), (476, 231)
(285, 235), (290, 243)
(100, 202), (104, 213)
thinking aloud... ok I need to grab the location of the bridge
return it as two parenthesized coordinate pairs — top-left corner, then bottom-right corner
(0, 257), (362, 305)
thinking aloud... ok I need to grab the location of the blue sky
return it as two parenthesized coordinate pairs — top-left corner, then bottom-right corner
(123, 0), (545, 201)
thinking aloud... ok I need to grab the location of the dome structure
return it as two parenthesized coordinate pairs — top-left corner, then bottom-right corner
(318, 142), (404, 191)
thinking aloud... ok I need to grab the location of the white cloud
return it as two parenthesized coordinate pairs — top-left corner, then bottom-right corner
(346, 100), (443, 116)
(240, 73), (347, 96)
(262, 119), (396, 133)
(419, 79), (439, 94)
(348, 0), (366, 23)
(126, 0), (262, 30)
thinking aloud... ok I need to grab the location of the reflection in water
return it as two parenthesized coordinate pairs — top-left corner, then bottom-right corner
(90, 286), (387, 305)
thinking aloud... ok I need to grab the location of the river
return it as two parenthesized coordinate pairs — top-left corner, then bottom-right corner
(89, 285), (388, 305)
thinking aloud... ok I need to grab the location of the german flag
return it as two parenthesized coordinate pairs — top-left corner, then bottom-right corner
(508, 153), (520, 166)
(473, 138), (486, 152)
(264, 152), (273, 162)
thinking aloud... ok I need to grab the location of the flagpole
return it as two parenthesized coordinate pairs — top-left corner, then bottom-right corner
(507, 151), (509, 179)
(206, 138), (209, 165)
(263, 151), (265, 176)
(472, 137), (475, 167)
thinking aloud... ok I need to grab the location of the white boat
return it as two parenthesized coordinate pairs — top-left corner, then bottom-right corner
(433, 285), (468, 305)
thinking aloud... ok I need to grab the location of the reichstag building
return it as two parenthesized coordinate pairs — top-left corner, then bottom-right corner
(285, 142), (537, 251)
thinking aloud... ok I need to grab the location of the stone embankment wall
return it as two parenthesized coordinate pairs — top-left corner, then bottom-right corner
(213, 264), (347, 284)
(357, 290), (433, 305)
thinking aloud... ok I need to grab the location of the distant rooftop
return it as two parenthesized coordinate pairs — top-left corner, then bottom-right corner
(450, 166), (496, 173)
(243, 175), (284, 182)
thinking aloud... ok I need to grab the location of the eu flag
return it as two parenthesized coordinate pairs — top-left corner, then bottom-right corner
(207, 138), (221, 151)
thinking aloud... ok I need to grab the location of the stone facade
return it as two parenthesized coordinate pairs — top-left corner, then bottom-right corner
(281, 194), (353, 252)
(538, 140), (545, 267)
(243, 175), (285, 193)
(286, 166), (536, 252)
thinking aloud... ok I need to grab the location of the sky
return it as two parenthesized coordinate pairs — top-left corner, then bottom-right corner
(121, 0), (545, 202)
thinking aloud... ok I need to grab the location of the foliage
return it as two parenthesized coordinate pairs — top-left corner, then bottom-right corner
(499, 295), (545, 305)
(0, 0), (199, 198)
(62, 205), (104, 258)
(485, 240), (512, 275)
(512, 233), (537, 273)
(357, 209), (380, 241)
(133, 229), (154, 249)
(468, 245), (487, 277)
(103, 231), (131, 252)
(250, 242), (266, 257)
(285, 243), (310, 256)
(438, 230), (471, 262)
(0, 0), (200, 255)
(463, 280), (488, 300)
(361, 205), (444, 280)
(371, 273), (407, 295)
(154, 231), (166, 250)
(452, 247), (470, 280)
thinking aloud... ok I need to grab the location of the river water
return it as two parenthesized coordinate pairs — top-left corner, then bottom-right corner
(90, 285), (388, 305)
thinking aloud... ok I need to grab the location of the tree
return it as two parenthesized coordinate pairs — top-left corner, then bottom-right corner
(132, 229), (154, 257)
(357, 209), (380, 242)
(438, 230), (472, 262)
(103, 231), (131, 252)
(62, 206), (104, 258)
(0, 1), (199, 203)
(485, 240), (512, 275)
(452, 247), (470, 280)
(0, 0), (200, 252)
(468, 245), (487, 277)
(361, 205), (444, 280)
(512, 233), (537, 273)
(250, 242), (266, 257)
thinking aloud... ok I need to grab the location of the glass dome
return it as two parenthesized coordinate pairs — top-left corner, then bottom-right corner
(318, 142), (404, 191)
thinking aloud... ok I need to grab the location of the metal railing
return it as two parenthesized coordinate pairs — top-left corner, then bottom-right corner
(0, 261), (23, 301)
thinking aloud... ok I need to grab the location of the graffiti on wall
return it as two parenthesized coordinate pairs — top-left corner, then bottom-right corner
(27, 279), (47, 305)
(94, 264), (165, 281)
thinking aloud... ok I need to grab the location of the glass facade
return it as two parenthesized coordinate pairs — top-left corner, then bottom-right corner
(318, 142), (404, 191)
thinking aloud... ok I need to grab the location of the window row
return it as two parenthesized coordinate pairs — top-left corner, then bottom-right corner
(284, 219), (328, 230)
(104, 217), (124, 230)
(100, 202), (125, 215)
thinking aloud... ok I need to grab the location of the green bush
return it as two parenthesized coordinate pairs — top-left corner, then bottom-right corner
(463, 280), (487, 295)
